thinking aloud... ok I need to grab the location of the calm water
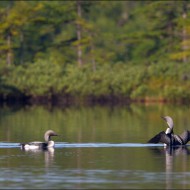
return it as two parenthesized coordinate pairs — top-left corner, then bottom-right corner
(1, 103), (190, 189)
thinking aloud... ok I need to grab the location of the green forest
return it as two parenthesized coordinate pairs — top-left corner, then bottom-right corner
(1, 0), (190, 104)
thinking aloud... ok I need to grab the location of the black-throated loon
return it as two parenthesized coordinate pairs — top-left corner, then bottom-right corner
(148, 116), (190, 146)
(20, 130), (58, 150)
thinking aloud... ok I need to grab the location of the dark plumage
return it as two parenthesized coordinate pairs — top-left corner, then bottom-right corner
(148, 116), (190, 146)
(20, 130), (58, 150)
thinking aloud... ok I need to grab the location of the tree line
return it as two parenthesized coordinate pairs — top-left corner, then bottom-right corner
(0, 1), (190, 104)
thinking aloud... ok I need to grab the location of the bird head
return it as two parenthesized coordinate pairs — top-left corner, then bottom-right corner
(44, 130), (58, 142)
(161, 116), (174, 134)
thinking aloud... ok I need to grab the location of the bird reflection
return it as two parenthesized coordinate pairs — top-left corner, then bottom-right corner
(20, 147), (55, 167)
(149, 146), (190, 189)
(150, 145), (190, 156)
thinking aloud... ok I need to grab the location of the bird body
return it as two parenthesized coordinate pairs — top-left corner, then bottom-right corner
(148, 116), (190, 146)
(20, 130), (58, 150)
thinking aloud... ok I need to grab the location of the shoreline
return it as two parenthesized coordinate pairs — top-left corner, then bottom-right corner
(0, 94), (190, 107)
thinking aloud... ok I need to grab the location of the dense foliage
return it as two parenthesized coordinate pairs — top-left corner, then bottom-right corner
(0, 1), (190, 103)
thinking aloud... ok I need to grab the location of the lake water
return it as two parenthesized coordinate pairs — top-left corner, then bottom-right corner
(1, 103), (190, 189)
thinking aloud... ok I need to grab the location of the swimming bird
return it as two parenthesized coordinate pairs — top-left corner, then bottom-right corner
(20, 130), (58, 150)
(147, 116), (190, 146)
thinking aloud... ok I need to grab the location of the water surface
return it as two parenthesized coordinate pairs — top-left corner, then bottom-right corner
(0, 103), (190, 189)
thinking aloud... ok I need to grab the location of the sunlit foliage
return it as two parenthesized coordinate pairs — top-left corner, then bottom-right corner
(0, 1), (190, 103)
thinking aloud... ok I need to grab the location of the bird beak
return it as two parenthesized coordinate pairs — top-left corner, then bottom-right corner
(161, 116), (166, 121)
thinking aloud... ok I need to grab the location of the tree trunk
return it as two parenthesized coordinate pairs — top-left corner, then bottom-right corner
(6, 1), (13, 66)
(19, 31), (24, 65)
(182, 2), (188, 63)
(90, 33), (96, 71)
(76, 0), (83, 67)
(6, 33), (12, 66)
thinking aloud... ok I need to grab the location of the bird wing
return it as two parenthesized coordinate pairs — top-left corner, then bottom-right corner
(147, 131), (171, 145)
(179, 130), (190, 145)
(28, 141), (43, 145)
(29, 141), (48, 148)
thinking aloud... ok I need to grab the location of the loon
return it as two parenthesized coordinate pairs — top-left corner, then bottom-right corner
(148, 116), (190, 146)
(20, 130), (58, 150)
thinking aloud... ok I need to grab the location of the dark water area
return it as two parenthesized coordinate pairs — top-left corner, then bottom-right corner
(0, 103), (190, 189)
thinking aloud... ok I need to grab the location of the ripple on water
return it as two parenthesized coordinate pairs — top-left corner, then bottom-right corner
(0, 142), (20, 148)
(0, 142), (165, 149)
(55, 142), (164, 148)
(0, 169), (190, 189)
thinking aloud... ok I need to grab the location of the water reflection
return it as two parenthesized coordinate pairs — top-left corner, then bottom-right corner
(1, 104), (190, 188)
(21, 147), (55, 167)
(150, 146), (190, 156)
(149, 146), (190, 189)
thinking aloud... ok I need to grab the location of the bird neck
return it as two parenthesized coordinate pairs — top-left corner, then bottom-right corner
(165, 127), (173, 134)
(45, 135), (51, 142)
(47, 140), (54, 148)
(166, 120), (174, 129)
